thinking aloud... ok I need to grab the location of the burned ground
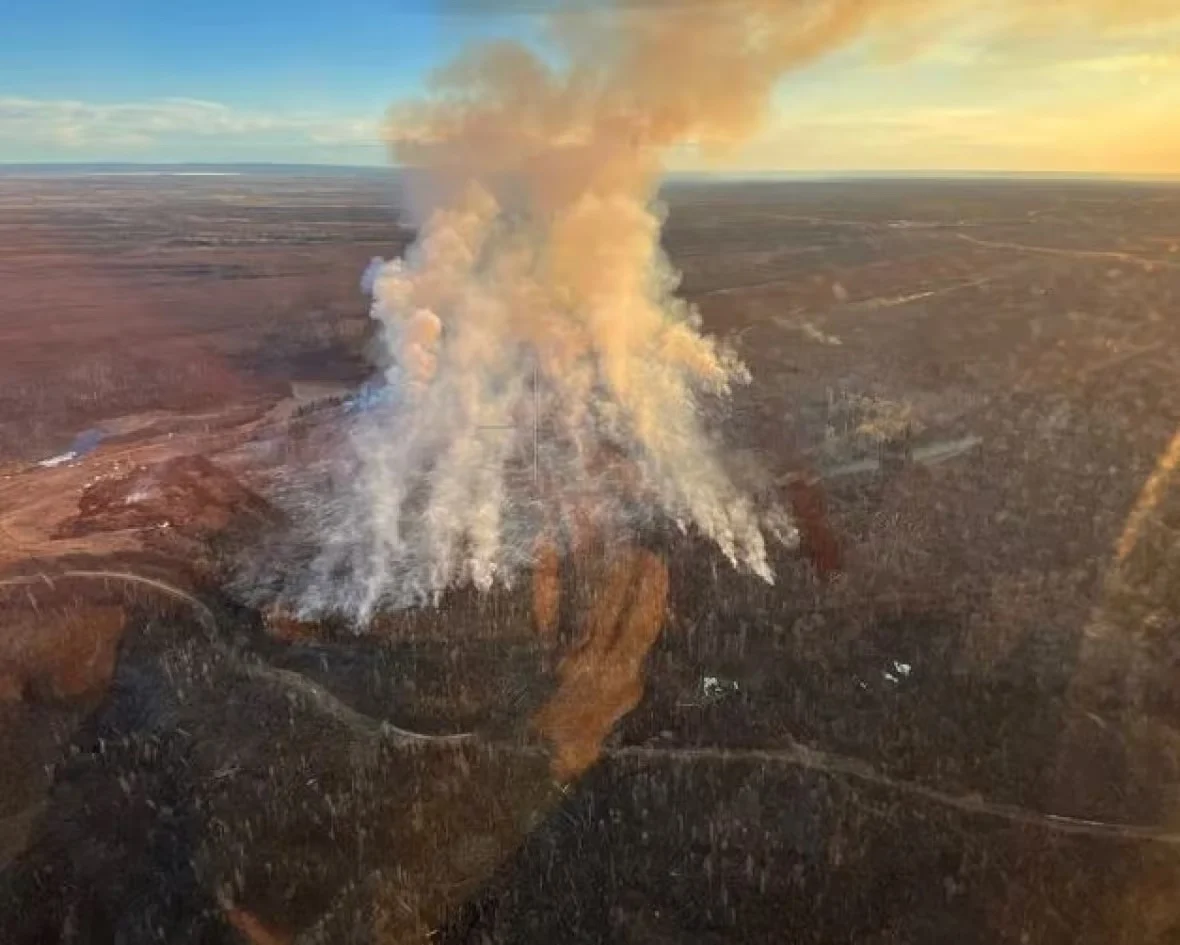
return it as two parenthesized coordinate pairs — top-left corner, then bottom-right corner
(2, 171), (1180, 942)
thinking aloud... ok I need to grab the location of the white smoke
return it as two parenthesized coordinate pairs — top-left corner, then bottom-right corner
(289, 176), (772, 623)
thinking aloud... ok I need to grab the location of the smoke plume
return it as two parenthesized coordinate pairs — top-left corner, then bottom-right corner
(289, 0), (1178, 621)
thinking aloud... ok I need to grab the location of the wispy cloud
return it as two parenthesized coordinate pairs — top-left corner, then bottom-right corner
(0, 95), (382, 157)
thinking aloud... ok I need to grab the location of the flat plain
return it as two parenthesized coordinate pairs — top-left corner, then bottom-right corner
(3, 169), (1180, 944)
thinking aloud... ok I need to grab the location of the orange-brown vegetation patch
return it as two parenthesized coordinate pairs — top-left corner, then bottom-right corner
(532, 547), (669, 782)
(261, 605), (324, 644)
(222, 904), (293, 945)
(530, 537), (562, 645)
(0, 600), (127, 705)
(786, 475), (843, 579)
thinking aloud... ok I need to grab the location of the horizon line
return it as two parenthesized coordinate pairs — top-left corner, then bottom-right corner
(2, 160), (1179, 183)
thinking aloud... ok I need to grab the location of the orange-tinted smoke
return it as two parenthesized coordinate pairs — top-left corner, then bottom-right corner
(392, 0), (1177, 184)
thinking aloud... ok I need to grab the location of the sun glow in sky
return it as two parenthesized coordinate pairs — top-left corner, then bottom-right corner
(2, 0), (1178, 174)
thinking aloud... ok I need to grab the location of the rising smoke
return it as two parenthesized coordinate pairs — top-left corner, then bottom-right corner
(286, 0), (1178, 622)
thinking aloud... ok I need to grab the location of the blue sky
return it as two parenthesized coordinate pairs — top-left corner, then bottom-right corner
(0, 0), (526, 164)
(1, 1), (442, 108)
(3, 0), (1179, 171)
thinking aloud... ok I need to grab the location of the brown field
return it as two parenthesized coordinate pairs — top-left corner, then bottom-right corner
(2, 170), (1180, 944)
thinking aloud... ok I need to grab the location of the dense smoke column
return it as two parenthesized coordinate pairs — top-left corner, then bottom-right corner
(303, 171), (772, 621)
(295, 0), (1178, 621)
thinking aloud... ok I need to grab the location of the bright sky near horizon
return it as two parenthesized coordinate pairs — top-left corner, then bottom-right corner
(2, 0), (1179, 174)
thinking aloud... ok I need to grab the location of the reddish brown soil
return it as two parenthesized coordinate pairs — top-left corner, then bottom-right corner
(56, 454), (283, 540)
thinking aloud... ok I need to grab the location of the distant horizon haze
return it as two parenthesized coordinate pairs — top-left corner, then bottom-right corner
(2, 161), (1179, 183)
